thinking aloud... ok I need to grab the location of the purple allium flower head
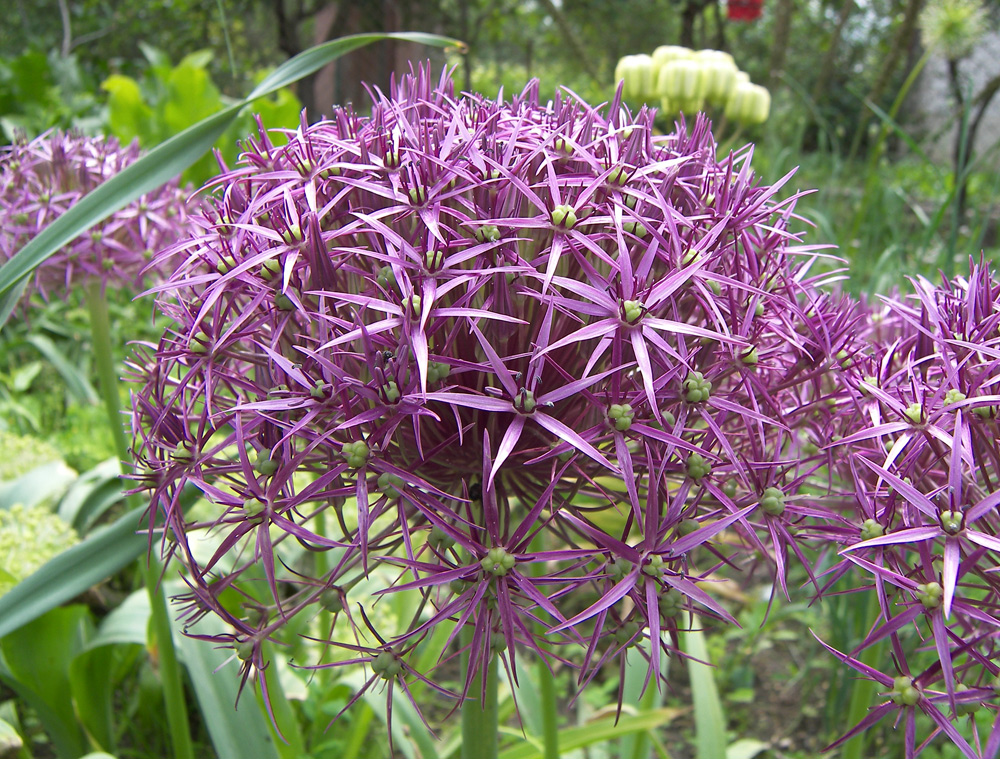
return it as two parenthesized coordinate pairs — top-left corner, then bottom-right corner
(130, 66), (846, 725)
(0, 130), (191, 299)
(823, 260), (1000, 755)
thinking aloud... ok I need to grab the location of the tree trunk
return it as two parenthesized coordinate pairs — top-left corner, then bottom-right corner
(767, 0), (795, 87)
(849, 0), (923, 156)
(811, 0), (855, 104)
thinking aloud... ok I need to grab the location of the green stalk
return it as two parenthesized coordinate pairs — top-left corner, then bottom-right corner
(529, 533), (559, 759)
(839, 592), (885, 759)
(85, 280), (195, 759)
(536, 653), (559, 759)
(461, 626), (498, 759)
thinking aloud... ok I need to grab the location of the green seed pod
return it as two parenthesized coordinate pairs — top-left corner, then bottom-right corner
(474, 224), (501, 243)
(739, 345), (759, 367)
(622, 220), (647, 238)
(408, 186), (427, 206)
(550, 204), (578, 230)
(607, 403), (635, 432)
(382, 381), (401, 404)
(320, 588), (344, 613)
(254, 447), (280, 476)
(242, 498), (265, 518)
(236, 640), (255, 662)
(686, 452), (711, 481)
(608, 559), (632, 583)
(904, 402), (923, 424)
(371, 650), (403, 679)
(759, 486), (785, 517)
(939, 510), (963, 535)
(916, 581), (943, 609)
(403, 294), (422, 320)
(428, 525), (455, 551)
(427, 361), (450, 384)
(659, 587), (684, 618)
(259, 258), (281, 281)
(377, 471), (405, 498)
(682, 371), (712, 403)
(678, 517), (700, 536)
(480, 546), (516, 576)
(281, 223), (303, 245)
(944, 388), (967, 406)
(860, 519), (885, 541)
(621, 299), (644, 324)
(641, 554), (664, 576)
(274, 289), (299, 311)
(342, 440), (370, 469)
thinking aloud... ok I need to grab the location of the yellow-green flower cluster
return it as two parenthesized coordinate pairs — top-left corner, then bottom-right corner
(919, 0), (988, 60)
(0, 431), (61, 480)
(614, 46), (770, 125)
(0, 504), (78, 595)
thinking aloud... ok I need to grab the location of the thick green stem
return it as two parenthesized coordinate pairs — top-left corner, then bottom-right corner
(840, 592), (885, 759)
(536, 657), (560, 759)
(85, 280), (194, 759)
(461, 625), (499, 759)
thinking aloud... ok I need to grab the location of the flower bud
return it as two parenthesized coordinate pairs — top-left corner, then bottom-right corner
(686, 452), (711, 481)
(759, 486), (785, 516)
(607, 403), (635, 432)
(657, 60), (706, 104)
(724, 82), (770, 126)
(342, 440), (370, 469)
(682, 371), (712, 403)
(615, 54), (657, 101)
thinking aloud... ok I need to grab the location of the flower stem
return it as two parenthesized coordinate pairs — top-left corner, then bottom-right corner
(461, 625), (499, 759)
(537, 658), (560, 759)
(85, 280), (194, 759)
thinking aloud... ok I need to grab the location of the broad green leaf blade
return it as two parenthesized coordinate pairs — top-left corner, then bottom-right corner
(497, 709), (681, 759)
(0, 105), (240, 298)
(0, 460), (77, 510)
(0, 716), (22, 756)
(0, 484), (199, 638)
(175, 615), (282, 759)
(69, 644), (117, 751)
(682, 626), (727, 759)
(27, 334), (99, 405)
(0, 505), (148, 637)
(87, 589), (150, 649)
(0, 606), (92, 759)
(0, 277), (27, 328)
(247, 32), (463, 101)
(57, 457), (124, 532)
(726, 738), (770, 759)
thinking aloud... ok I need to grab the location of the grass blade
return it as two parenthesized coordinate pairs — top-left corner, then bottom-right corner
(682, 625), (727, 759)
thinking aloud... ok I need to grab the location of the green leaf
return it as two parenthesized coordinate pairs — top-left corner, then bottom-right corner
(0, 277), (27, 328)
(102, 74), (155, 146)
(0, 606), (92, 759)
(0, 482), (197, 638)
(246, 32), (462, 101)
(0, 460), (77, 510)
(57, 457), (124, 533)
(497, 709), (681, 759)
(27, 333), (100, 404)
(683, 626), (728, 759)
(0, 31), (462, 302)
(69, 644), (117, 750)
(11, 361), (41, 392)
(175, 615), (282, 759)
(726, 738), (770, 759)
(0, 716), (23, 757)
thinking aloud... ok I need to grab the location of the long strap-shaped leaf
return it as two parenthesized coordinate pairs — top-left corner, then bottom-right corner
(0, 32), (462, 300)
(0, 484), (200, 638)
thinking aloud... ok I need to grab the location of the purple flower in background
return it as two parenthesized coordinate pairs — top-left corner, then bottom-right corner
(0, 130), (191, 299)
(131, 65), (858, 729)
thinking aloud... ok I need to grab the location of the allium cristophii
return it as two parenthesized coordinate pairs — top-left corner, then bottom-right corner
(0, 130), (190, 299)
(131, 66), (852, 729)
(820, 262), (1000, 758)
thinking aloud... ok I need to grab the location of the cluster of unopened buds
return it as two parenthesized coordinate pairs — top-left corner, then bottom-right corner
(129, 66), (1000, 755)
(614, 46), (770, 125)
